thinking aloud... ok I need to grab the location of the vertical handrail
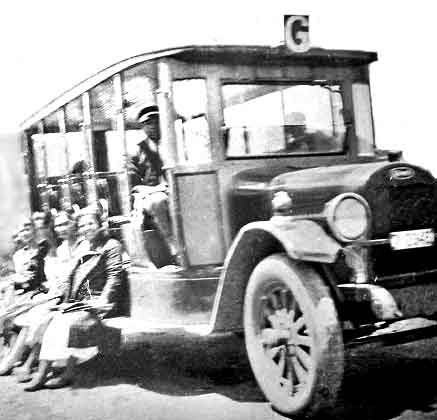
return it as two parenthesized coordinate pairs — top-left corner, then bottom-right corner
(37, 121), (49, 211)
(157, 60), (185, 265)
(57, 107), (71, 210)
(81, 92), (97, 203)
(113, 73), (131, 218)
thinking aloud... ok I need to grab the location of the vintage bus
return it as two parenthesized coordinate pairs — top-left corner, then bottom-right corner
(16, 21), (437, 418)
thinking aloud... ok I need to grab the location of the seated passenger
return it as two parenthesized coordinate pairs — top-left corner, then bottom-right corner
(45, 209), (83, 288)
(284, 112), (339, 153)
(10, 218), (49, 295)
(9, 210), (83, 383)
(2, 211), (79, 374)
(70, 160), (90, 209)
(23, 205), (125, 391)
(32, 211), (57, 256)
(0, 218), (50, 375)
(128, 105), (177, 262)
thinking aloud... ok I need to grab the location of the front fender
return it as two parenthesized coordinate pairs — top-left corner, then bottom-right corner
(209, 219), (342, 333)
(253, 218), (342, 263)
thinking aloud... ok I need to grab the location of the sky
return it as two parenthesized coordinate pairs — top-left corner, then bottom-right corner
(1, 0), (436, 171)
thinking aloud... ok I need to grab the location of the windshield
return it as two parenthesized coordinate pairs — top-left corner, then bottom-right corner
(222, 83), (346, 158)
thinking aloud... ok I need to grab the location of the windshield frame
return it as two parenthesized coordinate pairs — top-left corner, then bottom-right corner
(220, 79), (348, 160)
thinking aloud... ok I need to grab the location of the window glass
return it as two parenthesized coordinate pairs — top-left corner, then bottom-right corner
(222, 83), (345, 157)
(31, 133), (46, 180)
(38, 112), (67, 178)
(122, 62), (159, 172)
(122, 62), (158, 129)
(65, 97), (83, 132)
(91, 78), (116, 130)
(89, 78), (122, 215)
(31, 131), (66, 211)
(64, 97), (90, 174)
(43, 112), (59, 133)
(43, 133), (67, 177)
(66, 132), (89, 173)
(352, 83), (374, 156)
(173, 79), (211, 163)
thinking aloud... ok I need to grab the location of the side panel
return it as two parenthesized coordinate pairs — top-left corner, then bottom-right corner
(175, 171), (225, 265)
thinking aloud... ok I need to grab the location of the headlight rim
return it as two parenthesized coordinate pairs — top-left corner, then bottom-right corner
(324, 193), (371, 242)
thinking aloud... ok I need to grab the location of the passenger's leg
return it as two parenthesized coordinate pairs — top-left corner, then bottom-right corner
(16, 343), (41, 383)
(131, 193), (157, 268)
(0, 327), (28, 375)
(147, 192), (177, 257)
(23, 312), (69, 391)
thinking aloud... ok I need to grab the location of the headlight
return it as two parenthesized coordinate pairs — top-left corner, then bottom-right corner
(324, 193), (371, 241)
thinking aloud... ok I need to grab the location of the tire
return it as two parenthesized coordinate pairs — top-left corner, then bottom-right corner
(244, 253), (344, 418)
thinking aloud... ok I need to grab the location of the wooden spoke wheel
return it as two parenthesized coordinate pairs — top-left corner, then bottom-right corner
(244, 254), (344, 418)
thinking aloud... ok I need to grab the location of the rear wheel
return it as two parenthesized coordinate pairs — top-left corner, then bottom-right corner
(244, 254), (344, 418)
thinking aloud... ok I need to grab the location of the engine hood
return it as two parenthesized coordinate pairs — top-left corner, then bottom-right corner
(229, 162), (437, 238)
(271, 162), (437, 233)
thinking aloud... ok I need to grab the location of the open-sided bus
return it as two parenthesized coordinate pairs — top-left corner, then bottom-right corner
(18, 24), (437, 418)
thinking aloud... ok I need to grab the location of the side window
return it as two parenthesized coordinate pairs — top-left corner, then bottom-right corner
(32, 133), (46, 182)
(43, 113), (67, 178)
(122, 62), (158, 156)
(31, 112), (65, 210)
(64, 97), (89, 208)
(65, 97), (89, 173)
(89, 78), (122, 215)
(172, 79), (211, 164)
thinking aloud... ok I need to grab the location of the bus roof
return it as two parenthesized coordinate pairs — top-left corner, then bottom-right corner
(21, 44), (377, 129)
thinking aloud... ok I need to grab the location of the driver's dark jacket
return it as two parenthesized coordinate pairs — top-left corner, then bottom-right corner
(128, 139), (164, 186)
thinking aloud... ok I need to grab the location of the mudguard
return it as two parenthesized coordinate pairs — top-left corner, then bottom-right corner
(209, 219), (342, 333)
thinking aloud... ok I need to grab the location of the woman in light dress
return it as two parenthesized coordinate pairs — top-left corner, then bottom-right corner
(24, 206), (124, 391)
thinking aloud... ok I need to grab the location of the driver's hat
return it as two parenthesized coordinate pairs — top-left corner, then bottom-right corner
(137, 105), (159, 124)
(285, 111), (306, 126)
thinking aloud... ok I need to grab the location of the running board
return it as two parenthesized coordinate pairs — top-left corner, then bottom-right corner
(345, 318), (437, 348)
(103, 317), (213, 352)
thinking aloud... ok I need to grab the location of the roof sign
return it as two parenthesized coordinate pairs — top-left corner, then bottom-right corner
(284, 15), (310, 53)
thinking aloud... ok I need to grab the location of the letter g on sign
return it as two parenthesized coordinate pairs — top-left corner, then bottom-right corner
(284, 15), (310, 53)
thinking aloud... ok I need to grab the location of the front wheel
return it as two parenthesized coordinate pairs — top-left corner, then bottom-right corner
(244, 254), (344, 418)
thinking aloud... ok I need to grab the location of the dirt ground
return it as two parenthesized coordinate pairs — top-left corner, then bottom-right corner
(1, 334), (437, 420)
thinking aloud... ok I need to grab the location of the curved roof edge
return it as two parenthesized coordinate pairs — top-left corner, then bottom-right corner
(20, 44), (377, 129)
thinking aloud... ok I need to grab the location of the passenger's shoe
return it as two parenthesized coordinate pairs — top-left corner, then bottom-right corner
(23, 360), (51, 392)
(44, 375), (73, 389)
(45, 356), (75, 389)
(16, 370), (33, 383)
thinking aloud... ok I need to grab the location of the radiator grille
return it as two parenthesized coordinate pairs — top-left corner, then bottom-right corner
(372, 183), (437, 278)
(389, 184), (437, 231)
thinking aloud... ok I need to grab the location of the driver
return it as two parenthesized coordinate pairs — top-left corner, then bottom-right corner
(128, 106), (176, 263)
(284, 112), (337, 153)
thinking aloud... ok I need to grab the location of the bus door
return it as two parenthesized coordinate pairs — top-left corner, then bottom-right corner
(164, 62), (226, 267)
